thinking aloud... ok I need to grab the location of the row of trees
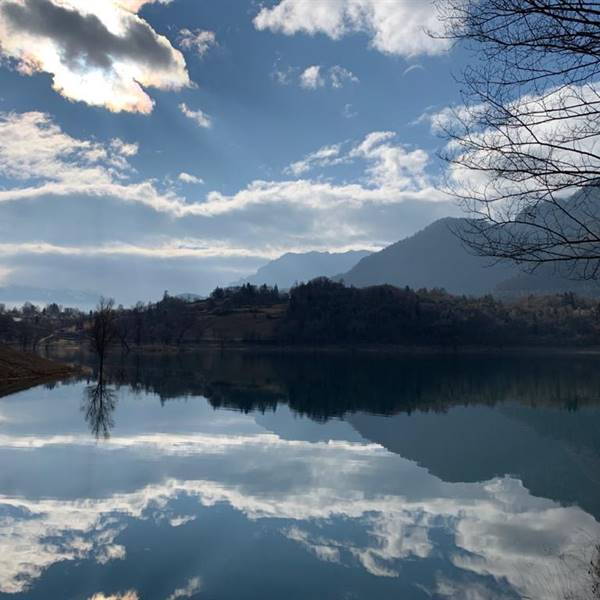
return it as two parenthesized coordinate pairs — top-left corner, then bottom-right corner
(85, 287), (288, 368)
(0, 302), (85, 351)
(436, 0), (600, 280)
(282, 278), (600, 347)
(8, 280), (600, 358)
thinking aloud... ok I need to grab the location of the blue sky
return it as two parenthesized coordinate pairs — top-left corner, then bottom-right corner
(0, 0), (469, 303)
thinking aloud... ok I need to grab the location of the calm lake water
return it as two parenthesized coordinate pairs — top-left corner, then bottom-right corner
(1, 351), (600, 600)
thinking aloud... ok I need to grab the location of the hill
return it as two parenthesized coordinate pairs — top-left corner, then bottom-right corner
(237, 250), (371, 289)
(0, 346), (75, 396)
(341, 218), (515, 295)
(341, 217), (600, 297)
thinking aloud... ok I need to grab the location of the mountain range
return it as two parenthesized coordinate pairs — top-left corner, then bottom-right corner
(240, 217), (600, 297)
(235, 250), (372, 289)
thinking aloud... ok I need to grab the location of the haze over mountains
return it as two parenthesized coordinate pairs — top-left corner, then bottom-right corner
(242, 217), (600, 297)
(0, 286), (100, 310)
(5, 218), (599, 309)
(236, 250), (372, 289)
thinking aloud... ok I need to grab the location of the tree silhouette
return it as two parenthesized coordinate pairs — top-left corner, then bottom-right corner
(89, 298), (117, 376)
(83, 378), (117, 439)
(437, 0), (600, 279)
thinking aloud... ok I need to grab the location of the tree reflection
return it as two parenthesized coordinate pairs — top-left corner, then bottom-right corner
(83, 378), (117, 439)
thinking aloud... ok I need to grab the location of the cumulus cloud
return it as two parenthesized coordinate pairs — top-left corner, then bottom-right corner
(179, 102), (212, 128)
(279, 65), (359, 89)
(299, 65), (325, 89)
(285, 132), (430, 191)
(89, 592), (139, 600)
(0, 0), (189, 113)
(178, 172), (204, 185)
(178, 28), (217, 57)
(0, 110), (457, 297)
(329, 65), (359, 88)
(254, 0), (449, 57)
(285, 143), (344, 176)
(0, 111), (187, 215)
(0, 111), (444, 220)
(421, 82), (600, 206)
(166, 577), (202, 600)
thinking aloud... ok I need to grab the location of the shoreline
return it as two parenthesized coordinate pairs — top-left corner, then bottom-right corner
(0, 345), (78, 398)
(43, 339), (600, 357)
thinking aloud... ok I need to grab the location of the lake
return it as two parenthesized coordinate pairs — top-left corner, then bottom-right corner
(0, 350), (599, 600)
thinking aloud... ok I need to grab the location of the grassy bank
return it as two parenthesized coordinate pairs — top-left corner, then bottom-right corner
(0, 345), (75, 397)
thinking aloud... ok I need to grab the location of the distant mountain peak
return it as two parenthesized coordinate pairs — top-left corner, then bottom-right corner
(235, 249), (372, 289)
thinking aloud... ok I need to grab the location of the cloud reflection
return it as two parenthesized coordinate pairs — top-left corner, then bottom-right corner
(0, 450), (597, 597)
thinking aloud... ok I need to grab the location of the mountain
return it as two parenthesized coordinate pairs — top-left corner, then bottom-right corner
(494, 265), (600, 298)
(341, 218), (516, 295)
(0, 286), (100, 309)
(340, 216), (600, 297)
(237, 250), (372, 289)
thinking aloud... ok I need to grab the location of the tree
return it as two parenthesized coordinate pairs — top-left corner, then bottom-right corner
(436, 0), (600, 279)
(83, 378), (117, 439)
(89, 298), (117, 375)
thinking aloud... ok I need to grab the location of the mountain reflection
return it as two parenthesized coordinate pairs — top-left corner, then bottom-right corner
(1, 349), (596, 600)
(63, 350), (600, 518)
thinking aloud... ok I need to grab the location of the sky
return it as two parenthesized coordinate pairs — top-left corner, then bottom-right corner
(0, 0), (469, 304)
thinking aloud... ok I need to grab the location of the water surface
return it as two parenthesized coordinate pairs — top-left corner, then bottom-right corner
(0, 351), (599, 599)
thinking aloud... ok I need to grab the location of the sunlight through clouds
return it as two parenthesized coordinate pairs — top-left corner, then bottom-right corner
(89, 592), (139, 600)
(0, 0), (189, 113)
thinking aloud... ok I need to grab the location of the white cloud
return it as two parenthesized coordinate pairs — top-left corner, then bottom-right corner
(280, 65), (359, 90)
(178, 29), (217, 57)
(169, 515), (196, 527)
(0, 111), (188, 215)
(254, 0), (449, 57)
(178, 172), (204, 185)
(0, 111), (453, 283)
(285, 143), (344, 176)
(350, 131), (430, 189)
(285, 132), (430, 191)
(329, 65), (359, 88)
(0, 0), (189, 113)
(179, 102), (212, 129)
(89, 593), (139, 600)
(0, 112), (445, 222)
(299, 65), (325, 89)
(0, 240), (379, 261)
(166, 577), (202, 600)
(118, 0), (173, 10)
(425, 82), (600, 205)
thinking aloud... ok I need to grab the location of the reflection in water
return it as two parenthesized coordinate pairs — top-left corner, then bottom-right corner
(83, 378), (117, 439)
(0, 350), (599, 600)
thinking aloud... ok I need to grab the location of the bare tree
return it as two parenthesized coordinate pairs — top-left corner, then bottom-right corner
(89, 298), (117, 376)
(83, 378), (117, 439)
(436, 0), (600, 279)
(115, 316), (131, 354)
